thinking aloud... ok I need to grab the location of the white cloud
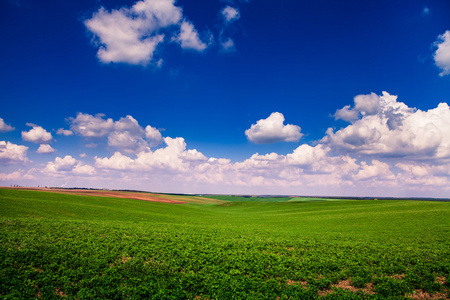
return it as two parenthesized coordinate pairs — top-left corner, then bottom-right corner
(85, 0), (182, 65)
(69, 113), (161, 153)
(46, 156), (77, 172)
(85, 0), (210, 65)
(107, 115), (148, 153)
(0, 118), (14, 132)
(245, 112), (303, 144)
(21, 124), (53, 144)
(69, 113), (114, 137)
(96, 137), (207, 172)
(324, 92), (450, 159)
(56, 128), (73, 136)
(0, 171), (22, 181)
(95, 152), (135, 170)
(73, 164), (96, 176)
(353, 160), (394, 181)
(221, 38), (235, 51)
(0, 141), (29, 165)
(221, 6), (240, 23)
(45, 155), (96, 176)
(37, 144), (56, 154)
(3, 93), (450, 197)
(145, 125), (163, 147)
(433, 30), (450, 76)
(175, 21), (208, 51)
(334, 105), (359, 122)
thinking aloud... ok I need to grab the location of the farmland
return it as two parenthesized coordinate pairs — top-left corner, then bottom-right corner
(1, 188), (449, 299)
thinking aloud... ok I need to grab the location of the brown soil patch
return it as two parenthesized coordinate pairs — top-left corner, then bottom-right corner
(6, 187), (187, 204)
(436, 277), (447, 285)
(121, 256), (132, 263)
(317, 281), (375, 297)
(286, 280), (308, 288)
(391, 274), (406, 279)
(408, 290), (449, 300)
(55, 288), (67, 297)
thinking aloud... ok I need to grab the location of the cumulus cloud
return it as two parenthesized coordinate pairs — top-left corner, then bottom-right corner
(45, 155), (96, 176)
(175, 21), (209, 51)
(69, 113), (114, 137)
(0, 118), (14, 132)
(353, 160), (394, 181)
(85, 0), (209, 65)
(96, 137), (197, 172)
(0, 171), (22, 181)
(56, 128), (73, 136)
(145, 125), (163, 147)
(21, 124), (53, 144)
(245, 112), (303, 144)
(69, 113), (162, 153)
(37, 144), (56, 154)
(3, 92), (450, 197)
(107, 115), (147, 152)
(221, 6), (240, 23)
(333, 105), (359, 122)
(434, 30), (450, 76)
(73, 164), (96, 176)
(0, 141), (29, 165)
(46, 156), (77, 172)
(324, 92), (450, 159)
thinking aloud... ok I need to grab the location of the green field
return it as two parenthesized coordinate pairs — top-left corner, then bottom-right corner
(1, 188), (449, 299)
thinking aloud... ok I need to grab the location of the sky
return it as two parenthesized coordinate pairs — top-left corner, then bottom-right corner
(1, 0), (450, 197)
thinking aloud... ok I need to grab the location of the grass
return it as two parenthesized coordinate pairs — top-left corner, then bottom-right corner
(1, 188), (449, 299)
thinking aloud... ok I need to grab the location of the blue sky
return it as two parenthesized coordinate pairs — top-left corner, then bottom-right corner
(1, 0), (450, 197)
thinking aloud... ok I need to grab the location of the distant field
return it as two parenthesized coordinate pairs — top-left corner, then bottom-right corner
(1, 188), (449, 299)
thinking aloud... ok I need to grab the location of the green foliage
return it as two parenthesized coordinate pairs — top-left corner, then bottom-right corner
(1, 188), (449, 299)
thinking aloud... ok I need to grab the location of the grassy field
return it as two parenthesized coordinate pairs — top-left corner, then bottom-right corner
(1, 188), (449, 299)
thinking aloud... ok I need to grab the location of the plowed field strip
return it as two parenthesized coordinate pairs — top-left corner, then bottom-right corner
(4, 187), (187, 204)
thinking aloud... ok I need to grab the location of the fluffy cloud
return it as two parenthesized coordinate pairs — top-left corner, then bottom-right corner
(69, 113), (162, 153)
(45, 155), (95, 176)
(433, 30), (450, 76)
(56, 128), (73, 136)
(245, 112), (303, 144)
(21, 124), (53, 144)
(0, 141), (29, 165)
(145, 125), (163, 147)
(353, 160), (394, 181)
(46, 156), (77, 172)
(85, 0), (208, 65)
(0, 118), (14, 132)
(3, 92), (450, 197)
(73, 164), (96, 176)
(175, 21), (208, 51)
(325, 92), (450, 159)
(96, 137), (198, 172)
(37, 144), (56, 154)
(69, 113), (114, 137)
(221, 6), (240, 23)
(0, 171), (22, 181)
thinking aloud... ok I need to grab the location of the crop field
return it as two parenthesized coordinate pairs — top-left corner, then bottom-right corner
(1, 188), (449, 299)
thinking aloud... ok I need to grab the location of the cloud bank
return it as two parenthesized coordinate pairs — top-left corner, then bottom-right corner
(2, 92), (450, 197)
